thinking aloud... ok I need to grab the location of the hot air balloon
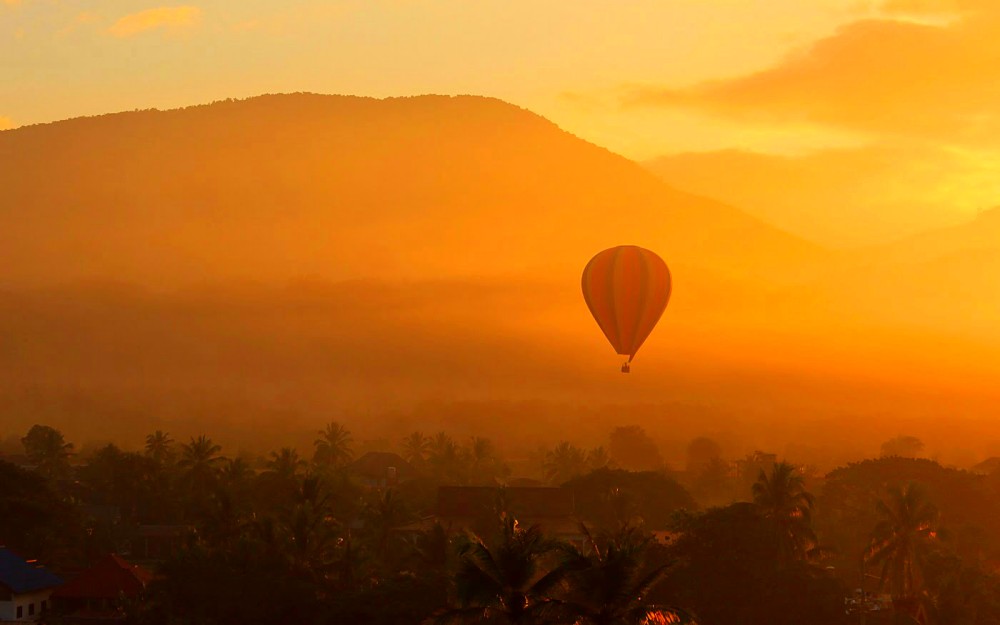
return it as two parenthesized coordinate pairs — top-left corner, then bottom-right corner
(581, 245), (671, 373)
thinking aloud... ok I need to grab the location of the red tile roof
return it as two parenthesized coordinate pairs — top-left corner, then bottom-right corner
(52, 554), (152, 600)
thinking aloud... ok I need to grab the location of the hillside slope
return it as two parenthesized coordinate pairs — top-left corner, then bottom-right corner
(0, 93), (822, 288)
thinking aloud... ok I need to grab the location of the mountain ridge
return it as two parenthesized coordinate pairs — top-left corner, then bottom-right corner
(0, 92), (823, 289)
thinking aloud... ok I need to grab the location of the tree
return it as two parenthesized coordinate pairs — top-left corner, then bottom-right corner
(266, 447), (306, 481)
(544, 442), (589, 485)
(178, 435), (225, 504)
(21, 424), (74, 479)
(443, 514), (564, 624)
(362, 488), (412, 567)
(402, 431), (431, 465)
(752, 461), (818, 562)
(656, 503), (846, 625)
(314, 422), (353, 468)
(586, 446), (613, 471)
(881, 436), (925, 459)
(466, 436), (507, 483)
(867, 482), (940, 610)
(685, 437), (722, 475)
(557, 524), (672, 625)
(145, 430), (175, 465)
(563, 468), (696, 532)
(608, 426), (663, 471)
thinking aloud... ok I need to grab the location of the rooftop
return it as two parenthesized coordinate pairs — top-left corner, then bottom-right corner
(0, 547), (63, 594)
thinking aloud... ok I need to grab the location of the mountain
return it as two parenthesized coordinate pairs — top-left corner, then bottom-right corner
(644, 149), (964, 248)
(2, 94), (999, 458)
(0, 93), (822, 288)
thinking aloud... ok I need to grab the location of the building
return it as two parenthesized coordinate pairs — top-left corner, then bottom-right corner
(130, 525), (192, 562)
(51, 554), (153, 622)
(347, 452), (418, 489)
(0, 547), (62, 622)
(400, 486), (585, 544)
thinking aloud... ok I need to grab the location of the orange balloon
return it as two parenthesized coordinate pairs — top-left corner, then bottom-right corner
(581, 245), (671, 370)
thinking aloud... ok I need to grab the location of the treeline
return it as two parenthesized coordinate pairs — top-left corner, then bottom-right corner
(5, 423), (1000, 623)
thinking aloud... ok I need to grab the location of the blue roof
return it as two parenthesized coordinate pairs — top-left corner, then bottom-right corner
(0, 548), (63, 593)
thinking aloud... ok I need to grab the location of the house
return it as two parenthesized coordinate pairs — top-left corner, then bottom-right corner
(0, 547), (62, 622)
(130, 525), (192, 562)
(347, 452), (418, 489)
(401, 486), (585, 544)
(51, 554), (153, 622)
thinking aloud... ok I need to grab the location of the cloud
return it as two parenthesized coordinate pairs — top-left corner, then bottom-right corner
(108, 6), (201, 38)
(626, 8), (1000, 145)
(0, 116), (15, 130)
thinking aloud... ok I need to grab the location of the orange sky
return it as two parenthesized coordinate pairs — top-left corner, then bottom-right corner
(4, 0), (999, 243)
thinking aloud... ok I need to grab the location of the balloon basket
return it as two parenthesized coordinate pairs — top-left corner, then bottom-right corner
(621, 362), (631, 374)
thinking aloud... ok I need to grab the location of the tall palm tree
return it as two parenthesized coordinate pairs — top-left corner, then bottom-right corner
(362, 488), (412, 565)
(314, 422), (353, 468)
(586, 446), (612, 471)
(267, 447), (306, 480)
(557, 525), (672, 625)
(467, 437), (506, 483)
(867, 482), (939, 612)
(178, 435), (224, 486)
(752, 461), (818, 561)
(429, 432), (463, 482)
(144, 430), (175, 465)
(402, 431), (431, 465)
(442, 515), (565, 624)
(284, 476), (339, 576)
(544, 442), (588, 485)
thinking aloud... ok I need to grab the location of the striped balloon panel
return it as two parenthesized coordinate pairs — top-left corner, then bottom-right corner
(581, 245), (671, 361)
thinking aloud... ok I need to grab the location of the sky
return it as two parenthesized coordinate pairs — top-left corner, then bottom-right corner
(4, 0), (999, 243)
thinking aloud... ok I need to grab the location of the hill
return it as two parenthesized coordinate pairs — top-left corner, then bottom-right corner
(0, 93), (822, 288)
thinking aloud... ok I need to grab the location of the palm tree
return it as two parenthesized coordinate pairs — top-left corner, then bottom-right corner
(442, 514), (565, 624)
(586, 446), (612, 471)
(178, 435), (224, 486)
(267, 447), (306, 480)
(314, 422), (353, 468)
(467, 437), (507, 483)
(867, 482), (939, 613)
(402, 431), (431, 465)
(557, 525), (672, 625)
(144, 430), (175, 464)
(429, 432), (463, 482)
(544, 442), (588, 485)
(284, 475), (339, 576)
(362, 488), (412, 565)
(752, 461), (818, 561)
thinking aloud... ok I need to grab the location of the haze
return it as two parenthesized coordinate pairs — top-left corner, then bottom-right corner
(2, 0), (1000, 489)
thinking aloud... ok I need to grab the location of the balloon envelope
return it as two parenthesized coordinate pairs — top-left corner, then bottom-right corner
(581, 245), (671, 363)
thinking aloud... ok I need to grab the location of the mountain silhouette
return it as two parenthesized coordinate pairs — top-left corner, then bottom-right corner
(0, 93), (821, 288)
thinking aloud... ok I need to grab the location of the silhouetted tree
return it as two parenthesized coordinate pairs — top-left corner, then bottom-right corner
(544, 442), (589, 485)
(557, 524), (672, 625)
(867, 482), (940, 613)
(266, 447), (306, 481)
(145, 430), (175, 465)
(685, 437), (722, 475)
(881, 436), (926, 458)
(442, 514), (564, 624)
(402, 431), (431, 465)
(752, 461), (818, 562)
(314, 422), (353, 468)
(21, 424), (73, 479)
(608, 426), (663, 471)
